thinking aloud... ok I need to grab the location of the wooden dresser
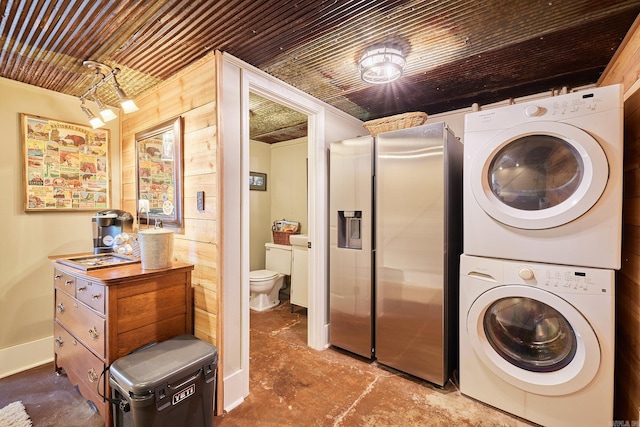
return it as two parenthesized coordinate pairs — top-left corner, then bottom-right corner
(49, 255), (194, 427)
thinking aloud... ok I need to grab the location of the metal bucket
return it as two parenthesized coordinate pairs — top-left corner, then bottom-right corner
(138, 229), (174, 269)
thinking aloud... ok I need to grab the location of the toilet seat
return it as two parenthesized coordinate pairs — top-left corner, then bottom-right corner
(250, 269), (279, 282)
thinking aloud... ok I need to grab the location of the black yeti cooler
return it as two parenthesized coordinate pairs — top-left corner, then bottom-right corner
(110, 334), (218, 427)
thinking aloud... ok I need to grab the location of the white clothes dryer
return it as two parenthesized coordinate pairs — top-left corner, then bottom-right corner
(463, 84), (623, 269)
(459, 254), (614, 427)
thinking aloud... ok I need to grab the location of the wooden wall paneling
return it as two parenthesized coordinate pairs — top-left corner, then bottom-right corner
(616, 273), (640, 421)
(623, 225), (640, 256)
(625, 197), (640, 226)
(120, 50), (222, 415)
(194, 285), (218, 313)
(183, 101), (217, 131)
(182, 219), (217, 243)
(184, 174), (217, 221)
(599, 15), (640, 89)
(618, 88), (640, 422)
(172, 239), (218, 279)
(598, 16), (640, 421)
(194, 307), (217, 345)
(625, 168), (640, 198)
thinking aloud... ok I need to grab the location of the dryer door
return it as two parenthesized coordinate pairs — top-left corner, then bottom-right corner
(470, 121), (608, 229)
(466, 285), (600, 396)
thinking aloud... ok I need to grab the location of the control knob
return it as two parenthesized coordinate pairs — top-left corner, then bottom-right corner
(518, 268), (535, 280)
(524, 105), (542, 117)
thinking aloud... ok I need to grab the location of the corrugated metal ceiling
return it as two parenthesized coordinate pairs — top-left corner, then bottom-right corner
(1, 0), (638, 141)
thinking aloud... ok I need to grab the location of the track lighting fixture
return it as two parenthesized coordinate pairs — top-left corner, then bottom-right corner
(79, 60), (139, 127)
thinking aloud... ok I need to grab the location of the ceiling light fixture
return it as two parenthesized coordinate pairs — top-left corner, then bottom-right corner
(358, 45), (406, 84)
(79, 60), (139, 127)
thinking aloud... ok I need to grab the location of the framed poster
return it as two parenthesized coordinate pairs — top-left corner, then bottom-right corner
(22, 114), (110, 211)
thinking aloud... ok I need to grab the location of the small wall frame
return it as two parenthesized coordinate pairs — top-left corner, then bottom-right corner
(250, 171), (267, 191)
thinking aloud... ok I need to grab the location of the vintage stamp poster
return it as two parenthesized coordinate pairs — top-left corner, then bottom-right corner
(22, 114), (110, 211)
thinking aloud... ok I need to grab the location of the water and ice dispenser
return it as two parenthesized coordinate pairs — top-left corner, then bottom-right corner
(337, 210), (362, 250)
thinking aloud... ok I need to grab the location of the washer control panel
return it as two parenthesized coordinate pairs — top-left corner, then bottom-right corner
(503, 259), (614, 296)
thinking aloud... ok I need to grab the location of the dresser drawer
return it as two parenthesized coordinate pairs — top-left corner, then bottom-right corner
(75, 281), (106, 314)
(55, 290), (106, 358)
(54, 322), (106, 410)
(53, 269), (82, 297)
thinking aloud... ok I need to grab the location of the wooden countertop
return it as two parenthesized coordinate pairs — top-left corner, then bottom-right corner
(49, 253), (194, 285)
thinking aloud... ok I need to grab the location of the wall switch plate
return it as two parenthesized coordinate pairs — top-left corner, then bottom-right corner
(197, 191), (205, 211)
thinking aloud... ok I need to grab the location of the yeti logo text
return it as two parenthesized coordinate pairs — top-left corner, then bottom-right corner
(172, 384), (195, 405)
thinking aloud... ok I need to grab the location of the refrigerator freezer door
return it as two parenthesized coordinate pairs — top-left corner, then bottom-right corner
(375, 124), (448, 384)
(329, 136), (374, 359)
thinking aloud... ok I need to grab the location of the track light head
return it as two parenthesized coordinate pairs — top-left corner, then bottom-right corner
(91, 91), (118, 122)
(112, 77), (139, 113)
(80, 98), (105, 129)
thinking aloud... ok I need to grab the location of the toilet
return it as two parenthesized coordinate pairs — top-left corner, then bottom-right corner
(249, 243), (292, 311)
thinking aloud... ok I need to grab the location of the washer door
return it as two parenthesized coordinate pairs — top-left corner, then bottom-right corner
(466, 285), (600, 396)
(470, 121), (609, 229)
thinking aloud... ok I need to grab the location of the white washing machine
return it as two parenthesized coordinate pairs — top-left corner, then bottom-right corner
(463, 84), (623, 269)
(459, 254), (614, 427)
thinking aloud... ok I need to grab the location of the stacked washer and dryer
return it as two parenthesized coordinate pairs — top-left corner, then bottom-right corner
(460, 84), (623, 426)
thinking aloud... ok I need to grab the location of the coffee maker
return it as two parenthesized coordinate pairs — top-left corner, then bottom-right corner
(92, 210), (134, 254)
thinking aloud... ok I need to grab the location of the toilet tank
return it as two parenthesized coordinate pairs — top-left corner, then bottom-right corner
(265, 243), (292, 275)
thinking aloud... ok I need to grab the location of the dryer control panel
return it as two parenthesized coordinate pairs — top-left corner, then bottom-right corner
(464, 84), (622, 132)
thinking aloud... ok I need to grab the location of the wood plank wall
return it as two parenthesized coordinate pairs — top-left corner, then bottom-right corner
(120, 51), (222, 409)
(599, 15), (640, 423)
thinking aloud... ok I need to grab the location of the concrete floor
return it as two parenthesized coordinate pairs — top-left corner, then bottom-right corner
(0, 301), (534, 426)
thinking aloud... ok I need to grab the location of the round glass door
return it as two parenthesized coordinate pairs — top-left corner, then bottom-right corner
(484, 297), (577, 373)
(489, 136), (583, 212)
(470, 121), (609, 229)
(466, 285), (601, 395)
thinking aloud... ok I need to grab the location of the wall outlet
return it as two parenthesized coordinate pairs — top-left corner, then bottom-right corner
(197, 191), (205, 212)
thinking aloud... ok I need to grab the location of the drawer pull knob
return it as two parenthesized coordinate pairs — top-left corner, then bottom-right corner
(87, 368), (98, 383)
(77, 286), (86, 292)
(56, 303), (64, 313)
(55, 336), (63, 347)
(54, 274), (62, 280)
(65, 280), (73, 286)
(91, 294), (102, 300)
(88, 327), (99, 340)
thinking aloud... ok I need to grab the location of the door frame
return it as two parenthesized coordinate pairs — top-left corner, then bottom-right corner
(220, 53), (329, 411)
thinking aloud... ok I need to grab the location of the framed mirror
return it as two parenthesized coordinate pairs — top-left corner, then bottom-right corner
(135, 117), (183, 229)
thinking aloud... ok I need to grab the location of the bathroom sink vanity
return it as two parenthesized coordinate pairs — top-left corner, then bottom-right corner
(49, 254), (194, 427)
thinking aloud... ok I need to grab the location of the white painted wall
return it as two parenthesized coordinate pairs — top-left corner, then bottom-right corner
(0, 77), (121, 378)
(249, 140), (272, 271)
(250, 137), (308, 271)
(270, 137), (308, 234)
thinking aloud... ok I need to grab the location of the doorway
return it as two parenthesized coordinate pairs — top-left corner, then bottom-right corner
(247, 92), (309, 322)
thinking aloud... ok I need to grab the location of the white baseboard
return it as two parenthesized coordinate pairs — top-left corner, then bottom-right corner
(0, 336), (53, 379)
(223, 368), (247, 412)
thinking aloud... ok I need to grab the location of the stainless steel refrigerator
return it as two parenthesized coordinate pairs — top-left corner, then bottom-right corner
(329, 122), (462, 386)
